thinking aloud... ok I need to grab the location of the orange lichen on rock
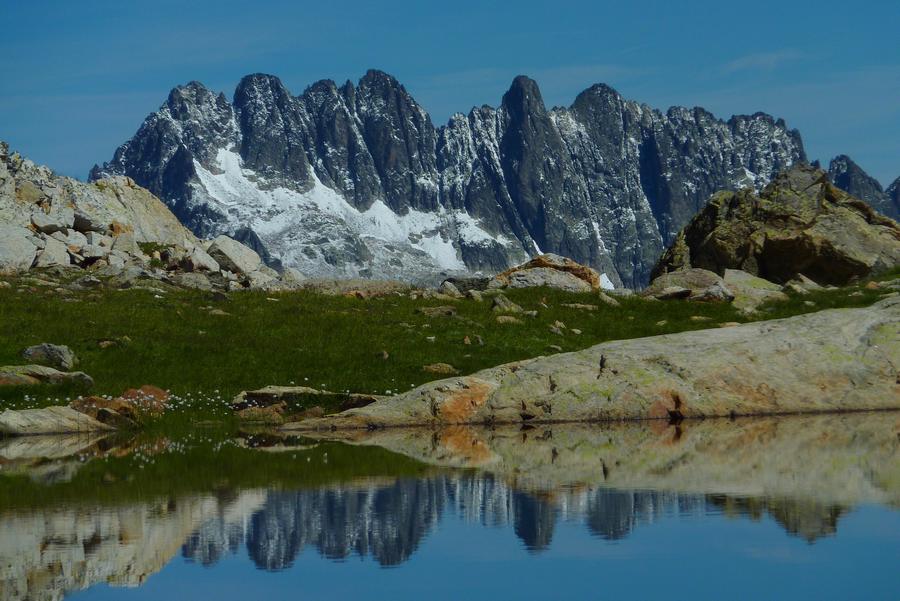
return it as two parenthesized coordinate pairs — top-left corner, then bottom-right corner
(436, 379), (495, 423)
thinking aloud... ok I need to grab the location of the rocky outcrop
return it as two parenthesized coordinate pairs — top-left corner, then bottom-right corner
(0, 142), (310, 291)
(653, 164), (900, 285)
(92, 71), (808, 287)
(285, 296), (900, 429)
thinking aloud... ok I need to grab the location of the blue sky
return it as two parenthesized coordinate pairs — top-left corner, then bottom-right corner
(2, 0), (898, 184)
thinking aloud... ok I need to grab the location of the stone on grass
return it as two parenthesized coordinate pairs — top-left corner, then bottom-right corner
(22, 343), (77, 370)
(491, 294), (523, 313)
(423, 363), (460, 375)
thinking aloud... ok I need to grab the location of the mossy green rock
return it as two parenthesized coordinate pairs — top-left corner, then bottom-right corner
(652, 164), (900, 285)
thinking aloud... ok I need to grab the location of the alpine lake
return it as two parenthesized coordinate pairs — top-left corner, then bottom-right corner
(1, 411), (898, 600)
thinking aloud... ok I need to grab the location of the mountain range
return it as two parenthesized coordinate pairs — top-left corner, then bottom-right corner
(91, 70), (899, 287)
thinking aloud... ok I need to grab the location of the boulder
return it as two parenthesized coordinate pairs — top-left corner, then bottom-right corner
(50, 228), (88, 251)
(244, 267), (278, 289)
(31, 206), (74, 234)
(0, 224), (38, 273)
(181, 246), (219, 272)
(491, 294), (523, 313)
(653, 164), (900, 285)
(0, 364), (93, 387)
(119, 385), (169, 415)
(33, 236), (70, 268)
(68, 396), (140, 428)
(442, 276), (491, 293)
(643, 268), (733, 302)
(21, 343), (78, 371)
(0, 406), (115, 435)
(285, 295), (900, 430)
(489, 254), (604, 291)
(280, 267), (306, 286)
(439, 280), (464, 298)
(723, 269), (789, 313)
(173, 272), (212, 290)
(207, 235), (262, 274)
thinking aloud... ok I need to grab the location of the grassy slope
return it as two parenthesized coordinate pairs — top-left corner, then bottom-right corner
(0, 270), (895, 413)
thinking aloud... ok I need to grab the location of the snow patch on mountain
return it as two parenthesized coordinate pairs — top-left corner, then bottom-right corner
(193, 148), (509, 278)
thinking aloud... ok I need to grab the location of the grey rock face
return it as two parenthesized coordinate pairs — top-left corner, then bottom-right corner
(828, 155), (900, 221)
(94, 71), (810, 286)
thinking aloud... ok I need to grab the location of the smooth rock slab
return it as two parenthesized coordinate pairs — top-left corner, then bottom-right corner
(286, 296), (900, 430)
(0, 364), (93, 387)
(0, 406), (114, 435)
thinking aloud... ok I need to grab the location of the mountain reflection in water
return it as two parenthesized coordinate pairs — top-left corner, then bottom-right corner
(0, 412), (897, 600)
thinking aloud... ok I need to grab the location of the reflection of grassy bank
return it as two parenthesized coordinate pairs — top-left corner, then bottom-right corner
(0, 430), (431, 511)
(1, 269), (894, 415)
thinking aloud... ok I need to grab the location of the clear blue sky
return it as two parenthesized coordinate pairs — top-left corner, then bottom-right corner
(2, 0), (898, 185)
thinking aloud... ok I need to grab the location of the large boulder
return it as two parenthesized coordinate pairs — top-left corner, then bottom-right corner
(33, 236), (71, 267)
(652, 164), (900, 285)
(207, 235), (262, 275)
(22, 344), (78, 371)
(642, 268), (734, 302)
(285, 295), (900, 429)
(488, 254), (611, 292)
(0, 224), (38, 273)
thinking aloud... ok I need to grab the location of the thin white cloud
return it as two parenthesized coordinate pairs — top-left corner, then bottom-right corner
(723, 50), (804, 73)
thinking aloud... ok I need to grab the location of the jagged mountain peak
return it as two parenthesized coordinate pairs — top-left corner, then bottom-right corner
(93, 69), (816, 286)
(827, 153), (898, 220)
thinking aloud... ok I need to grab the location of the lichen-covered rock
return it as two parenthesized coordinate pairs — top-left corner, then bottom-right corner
(285, 296), (900, 430)
(723, 269), (788, 313)
(490, 254), (604, 292)
(653, 164), (900, 285)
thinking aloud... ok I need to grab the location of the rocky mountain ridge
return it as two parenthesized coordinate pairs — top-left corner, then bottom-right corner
(92, 70), (816, 287)
(827, 154), (900, 221)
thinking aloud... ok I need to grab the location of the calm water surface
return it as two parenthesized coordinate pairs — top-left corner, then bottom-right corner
(1, 413), (898, 600)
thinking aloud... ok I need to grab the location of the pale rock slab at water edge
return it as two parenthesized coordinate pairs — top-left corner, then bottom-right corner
(286, 296), (900, 429)
(0, 406), (114, 435)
